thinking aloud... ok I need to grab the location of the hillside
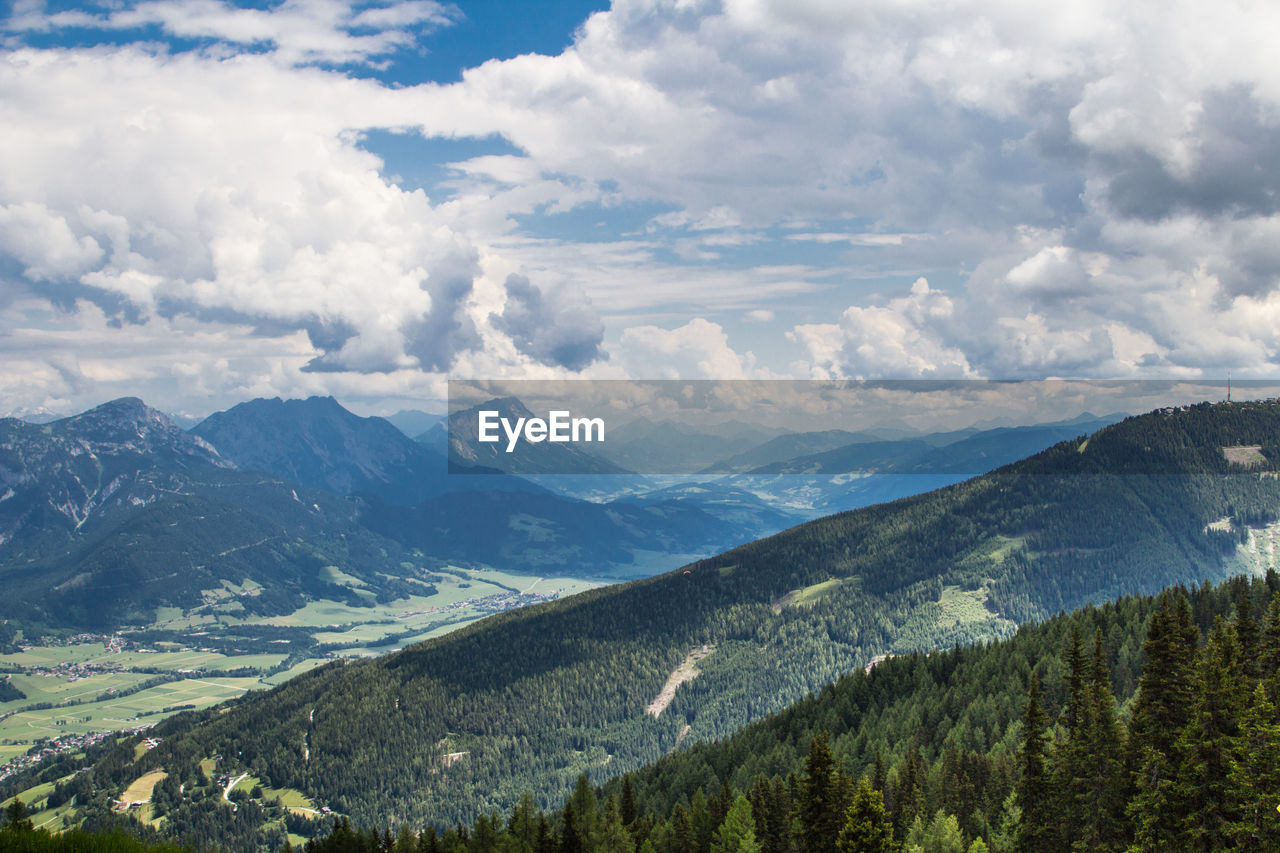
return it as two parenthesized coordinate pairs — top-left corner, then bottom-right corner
(15, 399), (1280, 843)
(267, 572), (1280, 853)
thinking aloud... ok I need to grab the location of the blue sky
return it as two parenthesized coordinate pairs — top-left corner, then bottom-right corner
(1, 0), (1278, 418)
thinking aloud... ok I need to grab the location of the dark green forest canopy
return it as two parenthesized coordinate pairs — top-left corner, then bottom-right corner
(12, 399), (1280, 844)
(295, 573), (1280, 853)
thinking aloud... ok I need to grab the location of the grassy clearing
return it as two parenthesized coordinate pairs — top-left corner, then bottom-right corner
(772, 577), (850, 611)
(2, 779), (56, 810)
(262, 785), (316, 810)
(120, 770), (167, 805)
(1223, 445), (1267, 467)
(319, 566), (368, 588)
(259, 658), (329, 686)
(890, 584), (1018, 654)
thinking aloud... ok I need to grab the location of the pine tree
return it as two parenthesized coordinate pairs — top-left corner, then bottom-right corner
(1261, 594), (1280, 701)
(670, 803), (695, 853)
(1176, 618), (1247, 851)
(711, 796), (760, 853)
(746, 775), (790, 853)
(2, 798), (33, 832)
(1051, 625), (1089, 848)
(621, 777), (638, 829)
(1129, 591), (1198, 759)
(1234, 585), (1259, 681)
(905, 810), (965, 853)
(837, 777), (893, 853)
(570, 774), (600, 848)
(1074, 629), (1127, 852)
(599, 794), (637, 853)
(1015, 673), (1053, 853)
(1226, 683), (1280, 848)
(1127, 590), (1199, 851)
(561, 799), (585, 853)
(509, 791), (540, 846)
(800, 732), (845, 853)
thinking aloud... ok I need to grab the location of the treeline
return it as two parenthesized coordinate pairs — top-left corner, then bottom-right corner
(1, 799), (191, 852)
(290, 571), (1280, 852)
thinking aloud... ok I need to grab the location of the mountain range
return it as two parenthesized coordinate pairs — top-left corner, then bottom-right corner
(6, 399), (1274, 846)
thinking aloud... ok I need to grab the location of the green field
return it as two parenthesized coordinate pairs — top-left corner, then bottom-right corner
(0, 567), (609, 764)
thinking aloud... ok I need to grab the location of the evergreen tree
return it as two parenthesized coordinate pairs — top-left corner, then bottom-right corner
(670, 803), (695, 853)
(746, 776), (790, 853)
(1015, 672), (1052, 853)
(711, 796), (759, 853)
(836, 777), (893, 853)
(1262, 594), (1280, 701)
(1176, 618), (1247, 851)
(1126, 590), (1198, 851)
(1234, 585), (1259, 681)
(621, 777), (638, 829)
(2, 798), (33, 832)
(1051, 625), (1089, 848)
(1129, 591), (1198, 759)
(561, 799), (584, 853)
(570, 775), (600, 849)
(599, 795), (637, 853)
(799, 732), (845, 853)
(1226, 683), (1280, 848)
(1074, 629), (1127, 852)
(905, 810), (965, 853)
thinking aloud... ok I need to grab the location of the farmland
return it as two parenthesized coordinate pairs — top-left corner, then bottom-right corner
(0, 566), (606, 772)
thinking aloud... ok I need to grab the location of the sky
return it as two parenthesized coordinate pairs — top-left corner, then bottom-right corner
(2, 0), (1279, 419)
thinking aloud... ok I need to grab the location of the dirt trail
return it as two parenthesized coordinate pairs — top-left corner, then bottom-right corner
(646, 645), (714, 718)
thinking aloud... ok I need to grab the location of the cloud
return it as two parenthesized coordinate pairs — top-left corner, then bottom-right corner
(413, 0), (1280, 378)
(8, 0), (461, 67)
(489, 273), (605, 371)
(618, 318), (760, 379)
(5, 0), (1280, 416)
(789, 278), (975, 379)
(0, 45), (503, 377)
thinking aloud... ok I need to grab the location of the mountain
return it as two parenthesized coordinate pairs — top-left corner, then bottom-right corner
(444, 397), (631, 475)
(192, 396), (454, 506)
(357, 486), (763, 577)
(591, 419), (786, 473)
(752, 416), (1122, 475)
(698, 429), (877, 473)
(0, 399), (426, 630)
(381, 409), (442, 439)
(41, 400), (1280, 838)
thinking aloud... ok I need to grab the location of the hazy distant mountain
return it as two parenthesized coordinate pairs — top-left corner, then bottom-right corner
(591, 419), (785, 473)
(0, 398), (421, 629)
(382, 409), (443, 438)
(360, 487), (754, 576)
(699, 428), (882, 473)
(752, 416), (1124, 475)
(193, 396), (454, 506)
(444, 396), (631, 475)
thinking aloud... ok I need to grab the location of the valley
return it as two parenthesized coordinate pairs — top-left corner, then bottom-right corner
(0, 565), (605, 773)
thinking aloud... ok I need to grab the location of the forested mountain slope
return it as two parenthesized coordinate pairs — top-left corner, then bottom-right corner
(275, 572), (1280, 853)
(19, 400), (1280, 840)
